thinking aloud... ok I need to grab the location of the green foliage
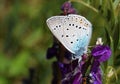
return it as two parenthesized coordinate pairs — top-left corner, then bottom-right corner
(0, 0), (120, 84)
(9, 51), (30, 77)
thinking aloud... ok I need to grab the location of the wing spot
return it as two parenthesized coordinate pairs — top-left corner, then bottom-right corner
(59, 25), (61, 27)
(86, 23), (88, 26)
(72, 24), (74, 26)
(66, 35), (69, 37)
(71, 42), (73, 44)
(67, 28), (69, 30)
(79, 27), (81, 29)
(69, 24), (71, 26)
(62, 35), (64, 37)
(54, 28), (56, 30)
(83, 28), (86, 30)
(73, 34), (75, 37)
(80, 19), (83, 23)
(76, 26), (78, 28)
(76, 18), (78, 22)
(56, 26), (58, 28)
(76, 39), (79, 41)
(87, 34), (88, 36)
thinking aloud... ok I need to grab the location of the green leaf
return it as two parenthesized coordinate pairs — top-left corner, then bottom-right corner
(0, 53), (10, 74)
(104, 26), (114, 66)
(0, 77), (9, 84)
(9, 51), (30, 77)
(22, 28), (43, 47)
(70, 0), (99, 13)
(113, 0), (120, 10)
(118, 13), (120, 49)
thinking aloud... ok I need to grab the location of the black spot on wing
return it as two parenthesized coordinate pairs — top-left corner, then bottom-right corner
(79, 27), (81, 29)
(76, 26), (78, 28)
(67, 28), (69, 30)
(53, 24), (62, 30)
(66, 35), (69, 37)
(71, 41), (73, 44)
(54, 28), (56, 30)
(59, 25), (61, 27)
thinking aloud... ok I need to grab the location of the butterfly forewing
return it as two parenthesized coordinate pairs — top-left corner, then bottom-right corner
(46, 16), (65, 42)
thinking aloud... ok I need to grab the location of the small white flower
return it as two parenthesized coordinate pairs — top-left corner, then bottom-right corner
(96, 37), (103, 45)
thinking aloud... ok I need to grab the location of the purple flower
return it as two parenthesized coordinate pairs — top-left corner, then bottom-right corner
(92, 45), (111, 62)
(90, 69), (102, 84)
(61, 1), (77, 15)
(67, 8), (77, 14)
(46, 43), (59, 59)
(90, 60), (100, 73)
(61, 2), (72, 11)
(58, 60), (78, 78)
(72, 72), (82, 84)
(46, 47), (57, 59)
(64, 51), (72, 60)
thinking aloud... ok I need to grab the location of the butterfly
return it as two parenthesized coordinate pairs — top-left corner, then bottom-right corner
(46, 14), (92, 60)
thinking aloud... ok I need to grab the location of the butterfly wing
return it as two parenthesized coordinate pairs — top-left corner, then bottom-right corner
(46, 14), (92, 58)
(63, 14), (92, 58)
(46, 16), (64, 41)
(46, 15), (75, 54)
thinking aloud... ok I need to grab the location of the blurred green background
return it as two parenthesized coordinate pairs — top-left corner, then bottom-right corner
(0, 0), (120, 84)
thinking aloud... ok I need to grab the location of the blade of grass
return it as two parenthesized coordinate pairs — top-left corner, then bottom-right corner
(70, 0), (99, 13)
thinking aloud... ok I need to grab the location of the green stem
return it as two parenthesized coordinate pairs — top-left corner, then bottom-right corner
(69, 0), (99, 13)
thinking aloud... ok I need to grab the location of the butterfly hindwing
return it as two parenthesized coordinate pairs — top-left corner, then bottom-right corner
(63, 14), (92, 56)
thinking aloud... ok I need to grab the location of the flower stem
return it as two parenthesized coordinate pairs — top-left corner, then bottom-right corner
(69, 0), (99, 13)
(81, 55), (92, 75)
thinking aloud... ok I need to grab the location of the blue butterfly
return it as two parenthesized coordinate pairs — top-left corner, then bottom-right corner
(46, 14), (92, 60)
